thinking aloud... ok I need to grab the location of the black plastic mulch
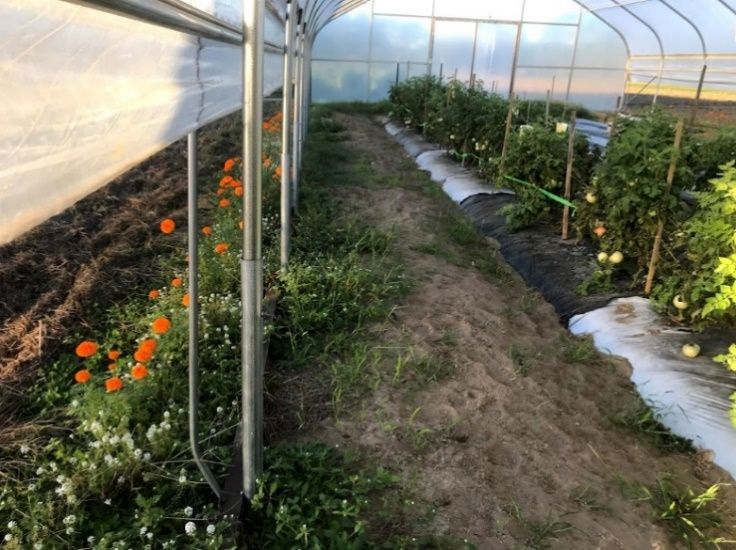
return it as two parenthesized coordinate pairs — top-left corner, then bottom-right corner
(460, 193), (634, 322)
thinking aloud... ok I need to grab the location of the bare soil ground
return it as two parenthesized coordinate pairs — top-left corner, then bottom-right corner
(290, 113), (736, 548)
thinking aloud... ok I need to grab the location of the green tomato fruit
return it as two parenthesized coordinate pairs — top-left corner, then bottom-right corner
(681, 343), (701, 358)
(609, 251), (624, 264)
(672, 294), (689, 310)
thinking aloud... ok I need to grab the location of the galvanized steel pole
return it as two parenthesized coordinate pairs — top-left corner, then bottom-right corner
(280, 0), (297, 273)
(241, 0), (265, 499)
(187, 131), (223, 501)
(291, 15), (303, 212)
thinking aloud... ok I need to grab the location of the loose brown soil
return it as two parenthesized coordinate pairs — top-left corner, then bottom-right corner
(279, 112), (736, 548)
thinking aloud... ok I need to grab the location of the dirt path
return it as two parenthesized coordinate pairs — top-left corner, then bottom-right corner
(307, 113), (736, 548)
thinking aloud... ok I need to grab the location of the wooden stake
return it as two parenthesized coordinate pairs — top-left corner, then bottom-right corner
(562, 111), (577, 240)
(500, 94), (517, 175)
(645, 119), (685, 294)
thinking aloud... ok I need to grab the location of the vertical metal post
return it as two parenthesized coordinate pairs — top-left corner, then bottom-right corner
(508, 20), (523, 99)
(438, 63), (443, 82)
(653, 57), (664, 105)
(241, 0), (265, 499)
(187, 131), (223, 501)
(469, 21), (479, 83)
(303, 38), (313, 144)
(564, 8), (583, 105)
(550, 75), (556, 102)
(691, 64), (707, 125)
(407, 60), (412, 79)
(291, 16), (303, 212)
(545, 89), (551, 123)
(395, 62), (400, 86)
(280, 0), (297, 273)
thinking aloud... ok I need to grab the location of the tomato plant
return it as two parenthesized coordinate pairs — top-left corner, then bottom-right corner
(501, 124), (598, 230)
(652, 162), (736, 327)
(575, 111), (695, 284)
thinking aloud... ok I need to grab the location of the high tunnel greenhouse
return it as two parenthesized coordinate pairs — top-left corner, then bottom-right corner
(3, 0), (736, 547)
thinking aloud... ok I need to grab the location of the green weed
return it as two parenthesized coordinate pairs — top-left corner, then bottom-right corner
(608, 400), (694, 454)
(623, 476), (733, 548)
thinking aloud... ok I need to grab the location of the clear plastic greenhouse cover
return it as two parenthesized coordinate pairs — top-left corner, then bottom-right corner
(0, 0), (285, 246)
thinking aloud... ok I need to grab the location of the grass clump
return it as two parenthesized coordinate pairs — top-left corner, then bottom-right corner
(246, 443), (397, 549)
(609, 400), (695, 454)
(622, 476), (733, 548)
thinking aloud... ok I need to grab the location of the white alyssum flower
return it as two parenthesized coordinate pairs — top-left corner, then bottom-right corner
(216, 406), (224, 414)
(184, 506), (194, 517)
(62, 515), (76, 526)
(19, 445), (30, 455)
(6, 521), (16, 530)
(206, 524), (216, 536)
(184, 522), (197, 536)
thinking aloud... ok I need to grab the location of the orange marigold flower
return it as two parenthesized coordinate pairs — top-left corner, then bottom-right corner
(133, 348), (152, 363)
(220, 175), (234, 188)
(219, 198), (231, 208)
(182, 293), (190, 307)
(160, 218), (176, 234)
(171, 277), (183, 288)
(263, 156), (272, 168)
(214, 243), (230, 254)
(108, 350), (121, 361)
(108, 363), (118, 371)
(131, 363), (149, 381)
(234, 186), (243, 197)
(148, 289), (160, 299)
(224, 158), (237, 172)
(75, 340), (98, 358)
(105, 377), (123, 393)
(274, 166), (282, 179)
(74, 369), (91, 384)
(201, 226), (213, 236)
(216, 188), (225, 196)
(139, 339), (157, 353)
(239, 221), (244, 230)
(152, 317), (172, 335)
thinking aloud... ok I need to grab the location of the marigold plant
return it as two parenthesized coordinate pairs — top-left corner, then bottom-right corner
(202, 226), (213, 236)
(131, 363), (149, 381)
(148, 289), (160, 299)
(107, 363), (118, 372)
(219, 198), (231, 208)
(182, 294), (190, 308)
(171, 277), (182, 288)
(215, 243), (230, 254)
(160, 218), (176, 234)
(105, 377), (123, 393)
(220, 176), (234, 188)
(235, 186), (243, 197)
(223, 157), (238, 172)
(107, 350), (121, 361)
(152, 317), (172, 335)
(75, 341), (98, 358)
(74, 369), (91, 384)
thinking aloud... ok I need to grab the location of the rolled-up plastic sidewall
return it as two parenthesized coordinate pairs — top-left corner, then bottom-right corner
(0, 0), (285, 245)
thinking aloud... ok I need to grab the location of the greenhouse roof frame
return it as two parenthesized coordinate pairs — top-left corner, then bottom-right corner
(577, 0), (736, 59)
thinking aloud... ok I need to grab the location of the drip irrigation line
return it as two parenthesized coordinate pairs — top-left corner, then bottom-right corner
(503, 175), (577, 210)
